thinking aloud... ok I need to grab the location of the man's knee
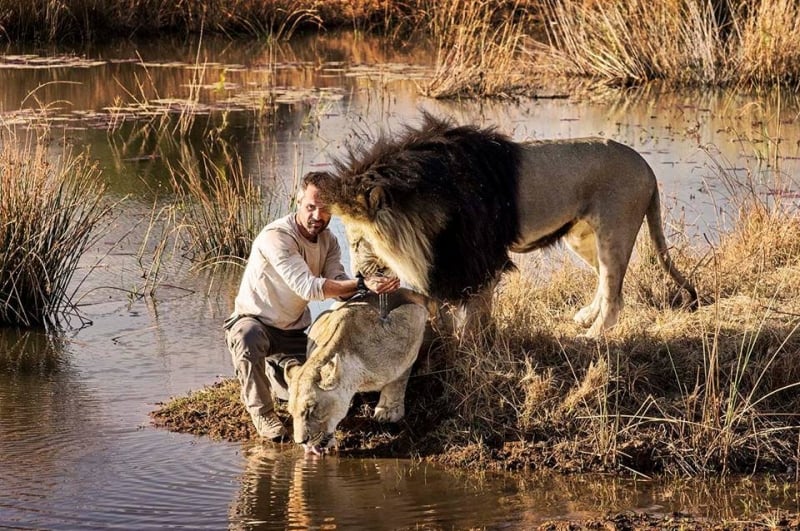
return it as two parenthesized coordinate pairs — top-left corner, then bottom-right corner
(226, 317), (272, 362)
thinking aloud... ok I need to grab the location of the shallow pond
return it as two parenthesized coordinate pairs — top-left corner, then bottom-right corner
(1, 32), (799, 529)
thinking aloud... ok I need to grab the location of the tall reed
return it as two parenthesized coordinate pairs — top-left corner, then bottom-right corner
(0, 131), (109, 327)
(421, 0), (531, 98)
(127, 46), (286, 268)
(0, 0), (391, 42)
(539, 0), (800, 87)
(167, 142), (279, 267)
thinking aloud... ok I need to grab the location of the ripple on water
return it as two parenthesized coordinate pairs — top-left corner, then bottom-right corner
(0, 382), (243, 530)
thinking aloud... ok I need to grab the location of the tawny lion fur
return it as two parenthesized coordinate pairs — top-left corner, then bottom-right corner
(320, 114), (698, 337)
(286, 289), (430, 451)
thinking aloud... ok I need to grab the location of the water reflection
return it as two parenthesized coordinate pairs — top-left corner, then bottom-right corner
(0, 327), (67, 373)
(231, 446), (523, 530)
(231, 446), (800, 529)
(0, 329), (103, 525)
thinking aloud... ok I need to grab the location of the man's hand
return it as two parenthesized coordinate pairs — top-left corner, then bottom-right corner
(365, 275), (400, 294)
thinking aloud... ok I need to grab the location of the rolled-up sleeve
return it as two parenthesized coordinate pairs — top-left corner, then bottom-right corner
(262, 230), (326, 301)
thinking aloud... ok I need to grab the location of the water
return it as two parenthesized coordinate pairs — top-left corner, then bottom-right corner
(1, 31), (799, 529)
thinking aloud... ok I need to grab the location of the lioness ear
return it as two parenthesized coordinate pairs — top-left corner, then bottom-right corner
(318, 352), (341, 391)
(285, 363), (301, 385)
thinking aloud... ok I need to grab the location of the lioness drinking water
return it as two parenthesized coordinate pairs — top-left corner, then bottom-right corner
(285, 288), (431, 455)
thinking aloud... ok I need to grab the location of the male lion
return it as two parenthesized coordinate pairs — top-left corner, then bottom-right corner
(286, 288), (430, 455)
(318, 114), (698, 338)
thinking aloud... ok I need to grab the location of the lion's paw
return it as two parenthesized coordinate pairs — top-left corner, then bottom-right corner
(573, 305), (598, 328)
(373, 405), (404, 423)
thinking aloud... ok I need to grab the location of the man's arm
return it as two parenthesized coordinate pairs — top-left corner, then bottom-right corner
(320, 231), (399, 298)
(322, 275), (400, 299)
(264, 227), (399, 301)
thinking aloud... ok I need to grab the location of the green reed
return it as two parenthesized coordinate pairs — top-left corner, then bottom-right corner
(0, 132), (109, 327)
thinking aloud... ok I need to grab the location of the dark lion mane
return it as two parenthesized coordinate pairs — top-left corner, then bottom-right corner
(322, 113), (523, 302)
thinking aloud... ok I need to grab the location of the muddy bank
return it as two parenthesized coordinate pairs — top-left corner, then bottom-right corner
(537, 511), (800, 530)
(150, 380), (800, 529)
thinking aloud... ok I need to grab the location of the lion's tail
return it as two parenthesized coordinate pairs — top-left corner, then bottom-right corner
(645, 189), (699, 310)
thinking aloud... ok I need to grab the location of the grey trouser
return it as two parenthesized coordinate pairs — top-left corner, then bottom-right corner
(224, 316), (307, 418)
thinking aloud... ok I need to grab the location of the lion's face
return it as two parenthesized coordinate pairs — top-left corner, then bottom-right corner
(345, 224), (390, 278)
(287, 354), (349, 454)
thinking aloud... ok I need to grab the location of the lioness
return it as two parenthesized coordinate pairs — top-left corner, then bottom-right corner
(286, 288), (430, 455)
(319, 113), (698, 337)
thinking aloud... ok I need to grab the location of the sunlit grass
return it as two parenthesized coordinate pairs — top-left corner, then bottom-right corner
(420, 0), (531, 98)
(0, 131), (109, 327)
(538, 0), (800, 87)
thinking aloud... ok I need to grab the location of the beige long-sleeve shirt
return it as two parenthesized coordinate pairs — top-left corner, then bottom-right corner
(232, 213), (349, 330)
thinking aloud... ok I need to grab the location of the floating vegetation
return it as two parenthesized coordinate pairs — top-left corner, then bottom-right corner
(0, 54), (106, 69)
(0, 57), (427, 129)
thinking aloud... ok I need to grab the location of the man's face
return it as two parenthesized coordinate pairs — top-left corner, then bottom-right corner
(296, 184), (332, 239)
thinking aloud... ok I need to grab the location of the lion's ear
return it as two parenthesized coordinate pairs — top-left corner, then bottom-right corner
(318, 352), (341, 391)
(366, 185), (386, 216)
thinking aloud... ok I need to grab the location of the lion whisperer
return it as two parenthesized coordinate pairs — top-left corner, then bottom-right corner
(319, 114), (698, 338)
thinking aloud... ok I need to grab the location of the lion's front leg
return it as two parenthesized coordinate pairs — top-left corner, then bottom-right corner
(373, 368), (411, 422)
(573, 291), (601, 328)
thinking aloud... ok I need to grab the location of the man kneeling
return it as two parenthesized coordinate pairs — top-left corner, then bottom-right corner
(224, 172), (398, 440)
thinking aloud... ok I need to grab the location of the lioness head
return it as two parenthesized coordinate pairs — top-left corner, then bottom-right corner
(286, 351), (347, 455)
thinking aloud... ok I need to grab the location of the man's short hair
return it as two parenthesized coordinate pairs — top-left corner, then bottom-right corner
(301, 171), (334, 190)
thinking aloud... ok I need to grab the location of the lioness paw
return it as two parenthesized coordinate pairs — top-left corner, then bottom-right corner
(373, 405), (404, 423)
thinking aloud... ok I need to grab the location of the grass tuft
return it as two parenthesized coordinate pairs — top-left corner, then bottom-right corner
(420, 0), (532, 98)
(0, 131), (109, 327)
(538, 0), (800, 87)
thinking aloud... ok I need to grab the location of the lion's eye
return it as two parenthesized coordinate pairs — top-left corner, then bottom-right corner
(303, 405), (315, 420)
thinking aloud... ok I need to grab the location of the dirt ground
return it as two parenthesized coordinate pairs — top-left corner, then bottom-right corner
(536, 511), (800, 530)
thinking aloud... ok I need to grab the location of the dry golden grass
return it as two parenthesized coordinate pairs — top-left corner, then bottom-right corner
(0, 130), (109, 327)
(538, 0), (800, 87)
(419, 0), (533, 98)
(0, 0), (406, 42)
(424, 187), (800, 475)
